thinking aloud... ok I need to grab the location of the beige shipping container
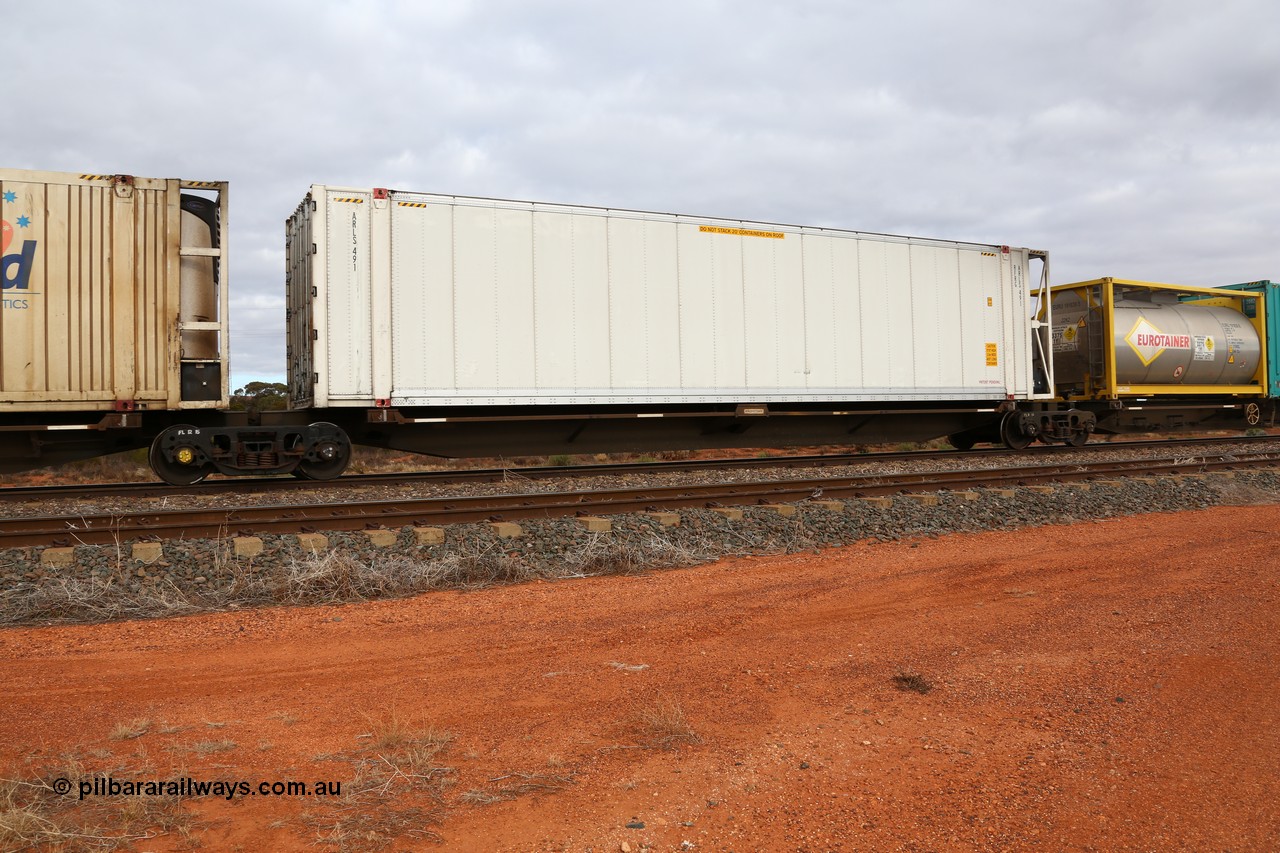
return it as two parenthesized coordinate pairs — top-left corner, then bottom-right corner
(0, 169), (228, 412)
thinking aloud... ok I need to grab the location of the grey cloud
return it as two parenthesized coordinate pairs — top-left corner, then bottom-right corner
(6, 0), (1278, 385)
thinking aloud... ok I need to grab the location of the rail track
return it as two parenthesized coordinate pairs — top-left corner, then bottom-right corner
(5, 444), (1278, 548)
(0, 434), (1275, 503)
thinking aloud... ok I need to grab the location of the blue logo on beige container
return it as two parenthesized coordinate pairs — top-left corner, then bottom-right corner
(2, 189), (36, 309)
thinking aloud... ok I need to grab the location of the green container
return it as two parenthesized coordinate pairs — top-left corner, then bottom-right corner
(1220, 281), (1280, 396)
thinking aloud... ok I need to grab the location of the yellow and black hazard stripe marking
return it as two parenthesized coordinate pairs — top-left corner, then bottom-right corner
(981, 251), (997, 257)
(79, 174), (113, 180)
(183, 180), (222, 188)
(332, 197), (365, 204)
(397, 201), (430, 208)
(699, 224), (785, 239)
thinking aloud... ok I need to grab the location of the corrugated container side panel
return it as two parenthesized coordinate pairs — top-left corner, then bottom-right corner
(955, 251), (982, 388)
(2, 179), (38, 392)
(452, 205), (495, 389)
(43, 185), (71, 392)
(1262, 283), (1277, 396)
(857, 241), (890, 388)
(0, 179), (121, 400)
(135, 192), (151, 393)
(741, 236), (776, 387)
(978, 253), (1004, 384)
(451, 205), (539, 391)
(776, 236), (808, 389)
(134, 188), (167, 397)
(494, 208), (535, 389)
(830, 235), (863, 387)
(721, 234), (747, 389)
(58, 187), (77, 392)
(742, 237), (780, 388)
(645, 221), (681, 388)
(93, 186), (113, 394)
(82, 186), (104, 394)
(799, 235), (835, 388)
(532, 211), (577, 388)
(390, 203), (454, 392)
(885, 243), (915, 389)
(604, 218), (683, 390)
(675, 225), (715, 389)
(933, 248), (966, 388)
(907, 244), (941, 388)
(605, 217), (649, 388)
(324, 194), (372, 397)
(710, 231), (746, 389)
(570, 213), (610, 388)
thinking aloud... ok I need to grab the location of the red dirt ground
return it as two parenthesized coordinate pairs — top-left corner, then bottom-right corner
(2, 505), (1278, 852)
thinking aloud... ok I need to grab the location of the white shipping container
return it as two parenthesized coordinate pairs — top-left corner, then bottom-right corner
(0, 169), (229, 412)
(287, 187), (1050, 408)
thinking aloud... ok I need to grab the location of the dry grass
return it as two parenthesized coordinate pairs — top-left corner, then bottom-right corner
(0, 753), (195, 852)
(892, 670), (934, 695)
(631, 698), (700, 750)
(483, 771), (574, 800)
(306, 719), (456, 851)
(456, 767), (575, 808)
(365, 711), (452, 757)
(108, 719), (151, 741)
(1213, 480), (1279, 506)
(0, 526), (717, 627)
(188, 740), (237, 755)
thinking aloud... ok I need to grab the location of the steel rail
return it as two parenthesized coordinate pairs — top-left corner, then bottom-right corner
(0, 434), (1274, 503)
(7, 449), (1277, 548)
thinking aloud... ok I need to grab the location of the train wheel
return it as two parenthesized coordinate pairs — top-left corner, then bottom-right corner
(948, 433), (976, 451)
(1066, 430), (1089, 448)
(1000, 413), (1032, 450)
(294, 423), (351, 480)
(149, 426), (210, 485)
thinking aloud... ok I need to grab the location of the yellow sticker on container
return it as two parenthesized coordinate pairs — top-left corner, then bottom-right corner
(986, 297), (993, 307)
(699, 225), (784, 239)
(985, 342), (998, 366)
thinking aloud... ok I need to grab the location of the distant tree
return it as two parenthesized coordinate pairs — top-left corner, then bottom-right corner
(230, 381), (289, 412)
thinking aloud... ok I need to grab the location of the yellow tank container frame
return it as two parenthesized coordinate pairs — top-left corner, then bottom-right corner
(1045, 277), (1267, 400)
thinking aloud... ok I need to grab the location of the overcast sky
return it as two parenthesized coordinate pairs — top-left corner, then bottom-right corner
(8, 0), (1279, 387)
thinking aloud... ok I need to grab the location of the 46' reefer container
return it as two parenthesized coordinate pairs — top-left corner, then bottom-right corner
(286, 187), (1055, 412)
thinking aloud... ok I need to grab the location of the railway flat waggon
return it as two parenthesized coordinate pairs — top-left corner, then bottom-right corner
(283, 185), (1068, 465)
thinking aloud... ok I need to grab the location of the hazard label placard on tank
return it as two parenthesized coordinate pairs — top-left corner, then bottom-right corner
(1192, 335), (1216, 362)
(1124, 317), (1191, 366)
(1052, 324), (1078, 352)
